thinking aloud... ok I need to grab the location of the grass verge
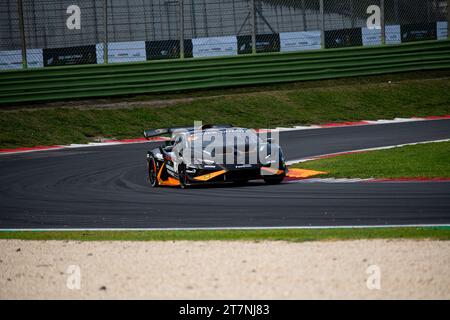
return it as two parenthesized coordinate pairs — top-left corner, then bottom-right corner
(1, 72), (450, 149)
(291, 141), (450, 179)
(0, 227), (449, 242)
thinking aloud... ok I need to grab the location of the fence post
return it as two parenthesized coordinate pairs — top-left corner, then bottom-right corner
(179, 0), (185, 59)
(380, 0), (385, 45)
(319, 0), (324, 49)
(18, 0), (27, 69)
(103, 0), (108, 63)
(250, 0), (256, 54)
(448, 0), (450, 39)
(301, 0), (307, 31)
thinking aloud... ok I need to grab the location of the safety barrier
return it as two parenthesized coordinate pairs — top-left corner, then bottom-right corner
(0, 40), (449, 105)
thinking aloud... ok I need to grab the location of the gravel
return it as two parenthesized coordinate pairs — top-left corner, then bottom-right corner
(0, 239), (449, 299)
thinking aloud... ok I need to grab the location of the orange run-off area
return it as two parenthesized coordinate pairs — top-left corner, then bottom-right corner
(286, 168), (327, 179)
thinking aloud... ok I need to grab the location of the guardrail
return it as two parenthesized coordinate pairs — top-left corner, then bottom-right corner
(0, 40), (449, 105)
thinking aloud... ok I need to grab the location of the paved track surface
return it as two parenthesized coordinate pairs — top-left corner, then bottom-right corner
(1, 120), (449, 229)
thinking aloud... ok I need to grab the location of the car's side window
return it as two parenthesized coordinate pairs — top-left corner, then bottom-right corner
(174, 136), (182, 146)
(166, 136), (183, 154)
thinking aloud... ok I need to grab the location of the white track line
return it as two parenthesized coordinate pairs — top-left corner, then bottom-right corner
(0, 224), (449, 232)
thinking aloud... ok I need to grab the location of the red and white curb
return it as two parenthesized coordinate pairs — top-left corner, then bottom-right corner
(269, 115), (450, 132)
(285, 177), (372, 183)
(286, 138), (450, 165)
(0, 115), (449, 156)
(285, 177), (450, 184)
(0, 137), (169, 156)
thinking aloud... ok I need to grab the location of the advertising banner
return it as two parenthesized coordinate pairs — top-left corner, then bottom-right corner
(237, 34), (280, 54)
(146, 40), (193, 60)
(324, 28), (362, 48)
(280, 31), (321, 52)
(0, 48), (43, 70)
(43, 45), (97, 67)
(400, 22), (437, 43)
(192, 36), (237, 58)
(362, 27), (382, 46)
(385, 25), (401, 45)
(437, 21), (448, 40)
(96, 41), (146, 64)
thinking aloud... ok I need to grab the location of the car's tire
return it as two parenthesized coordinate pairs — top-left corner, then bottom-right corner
(178, 164), (189, 189)
(263, 173), (285, 185)
(263, 151), (286, 185)
(147, 155), (159, 187)
(233, 180), (248, 186)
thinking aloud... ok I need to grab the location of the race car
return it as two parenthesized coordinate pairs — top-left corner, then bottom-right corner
(144, 124), (287, 188)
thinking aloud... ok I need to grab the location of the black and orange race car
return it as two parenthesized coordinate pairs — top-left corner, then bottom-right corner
(144, 124), (287, 188)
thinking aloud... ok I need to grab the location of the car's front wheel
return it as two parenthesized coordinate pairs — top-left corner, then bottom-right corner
(178, 164), (189, 189)
(147, 155), (159, 187)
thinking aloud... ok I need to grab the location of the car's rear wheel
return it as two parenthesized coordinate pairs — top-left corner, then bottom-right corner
(178, 164), (189, 189)
(147, 155), (159, 187)
(233, 180), (248, 186)
(263, 152), (286, 185)
(263, 173), (285, 185)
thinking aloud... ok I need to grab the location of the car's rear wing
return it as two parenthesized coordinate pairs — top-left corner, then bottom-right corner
(143, 127), (194, 139)
(143, 128), (171, 139)
(143, 124), (233, 139)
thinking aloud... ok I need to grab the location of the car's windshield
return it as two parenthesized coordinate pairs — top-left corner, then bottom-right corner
(187, 128), (261, 150)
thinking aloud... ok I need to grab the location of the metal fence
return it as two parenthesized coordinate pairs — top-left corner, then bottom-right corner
(0, 0), (449, 70)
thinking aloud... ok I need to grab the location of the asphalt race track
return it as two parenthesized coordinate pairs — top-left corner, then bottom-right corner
(1, 120), (450, 229)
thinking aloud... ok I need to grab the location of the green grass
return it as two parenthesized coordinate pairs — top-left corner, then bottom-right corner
(292, 141), (450, 179)
(0, 227), (449, 242)
(1, 71), (450, 149)
(120, 70), (450, 102)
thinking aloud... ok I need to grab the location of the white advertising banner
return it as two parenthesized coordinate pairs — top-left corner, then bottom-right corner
(96, 41), (147, 64)
(280, 31), (321, 52)
(385, 25), (401, 45)
(362, 27), (382, 46)
(0, 48), (43, 70)
(437, 21), (448, 40)
(192, 36), (237, 58)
